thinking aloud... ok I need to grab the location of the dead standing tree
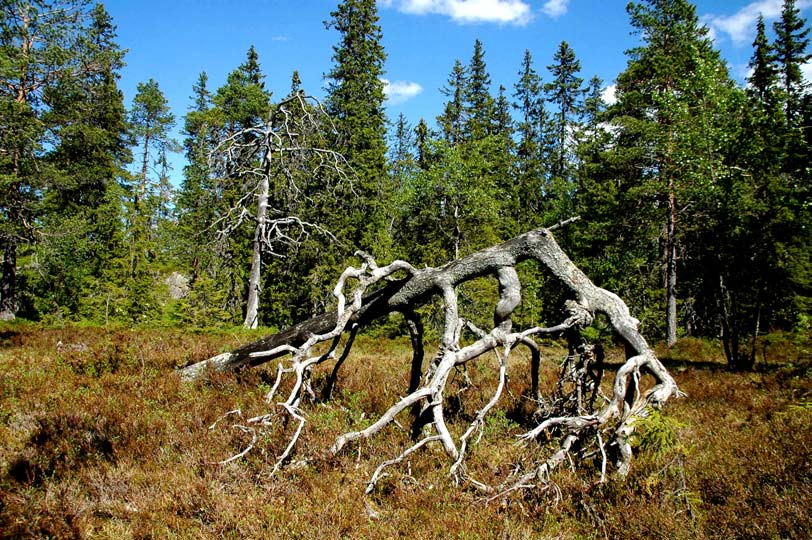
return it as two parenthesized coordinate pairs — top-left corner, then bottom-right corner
(211, 92), (350, 328)
(179, 219), (680, 497)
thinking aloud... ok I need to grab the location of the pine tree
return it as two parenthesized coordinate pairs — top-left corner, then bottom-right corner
(0, 0), (133, 320)
(126, 79), (176, 321)
(324, 0), (388, 251)
(1, 1), (67, 318)
(606, 0), (737, 346)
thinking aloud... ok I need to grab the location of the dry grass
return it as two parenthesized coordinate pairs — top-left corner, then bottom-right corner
(1, 322), (809, 539)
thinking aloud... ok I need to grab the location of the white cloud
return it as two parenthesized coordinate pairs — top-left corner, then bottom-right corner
(383, 0), (533, 26)
(704, 0), (812, 46)
(382, 79), (424, 104)
(601, 84), (617, 106)
(738, 63), (756, 81)
(542, 0), (570, 18)
(803, 60), (812, 83)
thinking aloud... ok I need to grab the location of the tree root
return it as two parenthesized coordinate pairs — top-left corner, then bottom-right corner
(191, 221), (680, 498)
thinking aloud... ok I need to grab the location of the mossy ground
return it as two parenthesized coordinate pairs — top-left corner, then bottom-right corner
(1, 322), (809, 539)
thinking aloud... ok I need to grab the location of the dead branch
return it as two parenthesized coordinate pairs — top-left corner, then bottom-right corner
(207, 92), (352, 328)
(181, 220), (680, 497)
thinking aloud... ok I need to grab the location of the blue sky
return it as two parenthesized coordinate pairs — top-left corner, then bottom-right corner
(102, 0), (811, 182)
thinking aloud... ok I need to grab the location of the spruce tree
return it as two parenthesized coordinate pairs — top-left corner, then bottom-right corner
(414, 118), (434, 170)
(465, 39), (494, 141)
(213, 48), (275, 328)
(773, 0), (811, 128)
(390, 112), (416, 182)
(34, 3), (132, 321)
(512, 49), (549, 229)
(212, 46), (271, 137)
(177, 72), (215, 284)
(0, 0), (132, 320)
(324, 0), (388, 251)
(545, 41), (584, 186)
(208, 54), (354, 328)
(290, 69), (303, 94)
(208, 48), (272, 324)
(572, 76), (626, 303)
(748, 15), (779, 107)
(438, 59), (468, 146)
(407, 47), (506, 272)
(489, 84), (516, 233)
(130, 79), (175, 205)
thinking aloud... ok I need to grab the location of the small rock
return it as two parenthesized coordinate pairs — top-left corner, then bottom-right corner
(165, 272), (190, 300)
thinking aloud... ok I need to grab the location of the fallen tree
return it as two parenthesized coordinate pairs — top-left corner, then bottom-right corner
(179, 219), (680, 498)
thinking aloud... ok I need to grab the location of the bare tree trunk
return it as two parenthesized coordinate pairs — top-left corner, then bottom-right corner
(0, 239), (17, 321)
(718, 274), (734, 366)
(212, 93), (347, 330)
(453, 202), (461, 260)
(139, 131), (151, 199)
(665, 190), (678, 347)
(243, 171), (270, 329)
(749, 299), (761, 369)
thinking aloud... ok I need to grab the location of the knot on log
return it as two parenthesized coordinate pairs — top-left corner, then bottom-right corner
(564, 299), (594, 328)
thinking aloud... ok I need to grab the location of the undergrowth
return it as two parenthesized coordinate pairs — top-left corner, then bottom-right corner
(0, 322), (809, 539)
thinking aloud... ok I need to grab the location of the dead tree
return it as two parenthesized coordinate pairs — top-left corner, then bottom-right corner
(179, 219), (680, 497)
(211, 91), (350, 328)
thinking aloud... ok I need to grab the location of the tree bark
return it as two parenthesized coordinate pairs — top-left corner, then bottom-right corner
(665, 190), (678, 347)
(186, 222), (680, 495)
(243, 168), (270, 329)
(139, 131), (151, 199)
(0, 239), (17, 320)
(179, 221), (669, 385)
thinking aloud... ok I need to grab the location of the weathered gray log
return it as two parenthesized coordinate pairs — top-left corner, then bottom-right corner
(187, 221), (680, 494)
(178, 220), (662, 383)
(177, 222), (553, 380)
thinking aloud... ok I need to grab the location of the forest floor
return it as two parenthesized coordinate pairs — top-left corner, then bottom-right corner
(0, 322), (809, 539)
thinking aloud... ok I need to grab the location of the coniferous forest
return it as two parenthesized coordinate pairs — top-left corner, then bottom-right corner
(1, 0), (809, 366)
(1, 1), (811, 538)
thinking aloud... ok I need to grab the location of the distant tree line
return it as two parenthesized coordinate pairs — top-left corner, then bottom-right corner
(1, 0), (809, 370)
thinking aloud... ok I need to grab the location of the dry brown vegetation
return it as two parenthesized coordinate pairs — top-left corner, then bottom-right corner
(1, 322), (810, 539)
